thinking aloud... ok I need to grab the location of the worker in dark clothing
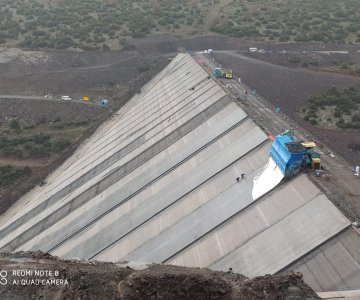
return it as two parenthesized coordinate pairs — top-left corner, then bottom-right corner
(236, 177), (240, 183)
(241, 173), (246, 179)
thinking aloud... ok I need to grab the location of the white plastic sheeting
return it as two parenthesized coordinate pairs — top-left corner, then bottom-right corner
(252, 157), (284, 200)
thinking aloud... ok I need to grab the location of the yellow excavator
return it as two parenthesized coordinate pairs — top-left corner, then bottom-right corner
(224, 69), (233, 79)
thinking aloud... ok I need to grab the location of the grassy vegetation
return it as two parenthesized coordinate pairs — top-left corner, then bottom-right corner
(1, 0), (360, 50)
(0, 0), (207, 50)
(303, 87), (360, 129)
(0, 118), (90, 159)
(212, 0), (360, 43)
(0, 165), (31, 188)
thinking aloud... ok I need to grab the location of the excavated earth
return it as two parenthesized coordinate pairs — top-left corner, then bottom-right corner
(0, 252), (319, 300)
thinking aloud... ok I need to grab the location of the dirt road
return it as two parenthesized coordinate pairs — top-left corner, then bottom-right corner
(0, 95), (105, 108)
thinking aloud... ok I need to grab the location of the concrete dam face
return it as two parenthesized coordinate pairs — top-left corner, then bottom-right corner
(0, 53), (359, 292)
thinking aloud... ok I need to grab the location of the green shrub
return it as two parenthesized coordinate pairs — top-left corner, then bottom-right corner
(0, 165), (32, 187)
(301, 62), (309, 67)
(288, 57), (300, 64)
(279, 35), (289, 42)
(1, 145), (14, 156)
(352, 114), (360, 122)
(307, 87), (360, 128)
(32, 133), (50, 145)
(9, 119), (20, 130)
(51, 138), (70, 152)
(138, 65), (150, 73)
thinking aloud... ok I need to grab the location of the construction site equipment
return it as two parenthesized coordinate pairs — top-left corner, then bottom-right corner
(353, 166), (360, 176)
(213, 68), (223, 78)
(302, 142), (321, 170)
(212, 68), (233, 79)
(225, 69), (233, 79)
(280, 128), (294, 137)
(82, 96), (90, 101)
(270, 133), (321, 177)
(61, 95), (71, 101)
(301, 141), (316, 148)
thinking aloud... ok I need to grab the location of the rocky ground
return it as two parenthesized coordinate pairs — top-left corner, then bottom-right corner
(0, 252), (319, 300)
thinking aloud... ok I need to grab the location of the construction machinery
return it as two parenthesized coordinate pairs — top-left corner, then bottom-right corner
(301, 141), (321, 171)
(212, 68), (233, 79)
(224, 69), (233, 79)
(213, 68), (223, 78)
(270, 133), (321, 178)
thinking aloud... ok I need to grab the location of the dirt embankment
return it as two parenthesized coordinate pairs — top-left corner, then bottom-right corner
(0, 252), (319, 300)
(212, 51), (360, 166)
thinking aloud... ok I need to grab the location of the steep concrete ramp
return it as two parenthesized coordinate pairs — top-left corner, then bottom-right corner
(166, 174), (321, 268)
(280, 228), (360, 292)
(0, 53), (356, 292)
(21, 105), (253, 255)
(210, 195), (349, 276)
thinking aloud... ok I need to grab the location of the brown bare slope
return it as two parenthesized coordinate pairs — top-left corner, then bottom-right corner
(0, 252), (319, 300)
(213, 51), (360, 165)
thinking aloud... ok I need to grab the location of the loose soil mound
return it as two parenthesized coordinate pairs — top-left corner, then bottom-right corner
(0, 252), (319, 300)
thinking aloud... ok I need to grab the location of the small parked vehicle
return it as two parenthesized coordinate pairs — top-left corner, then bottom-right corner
(61, 95), (71, 101)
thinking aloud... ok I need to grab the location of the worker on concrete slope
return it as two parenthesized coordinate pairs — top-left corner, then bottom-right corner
(236, 174), (246, 183)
